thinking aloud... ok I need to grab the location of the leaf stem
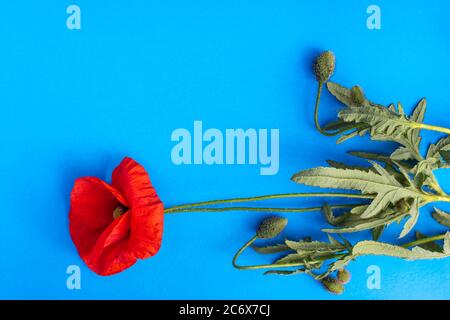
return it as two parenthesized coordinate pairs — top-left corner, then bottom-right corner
(401, 233), (448, 248)
(417, 123), (450, 136)
(164, 192), (373, 213)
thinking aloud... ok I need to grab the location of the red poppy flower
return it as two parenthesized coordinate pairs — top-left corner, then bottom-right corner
(69, 157), (164, 276)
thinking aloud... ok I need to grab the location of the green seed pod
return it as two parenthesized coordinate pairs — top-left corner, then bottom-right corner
(337, 268), (351, 285)
(321, 276), (345, 295)
(350, 85), (365, 105)
(313, 51), (335, 83)
(256, 216), (288, 239)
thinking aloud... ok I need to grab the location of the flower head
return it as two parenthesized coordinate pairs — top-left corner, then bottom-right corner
(313, 51), (335, 83)
(256, 216), (288, 239)
(321, 276), (344, 295)
(69, 157), (164, 276)
(337, 268), (351, 284)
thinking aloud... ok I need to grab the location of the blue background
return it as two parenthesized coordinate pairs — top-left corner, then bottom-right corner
(0, 0), (449, 299)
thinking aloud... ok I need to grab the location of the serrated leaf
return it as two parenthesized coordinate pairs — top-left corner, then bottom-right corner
(353, 240), (449, 260)
(252, 244), (290, 254)
(432, 207), (450, 227)
(415, 231), (443, 252)
(323, 212), (407, 234)
(292, 166), (421, 218)
(444, 232), (450, 254)
(391, 146), (416, 161)
(264, 269), (306, 276)
(274, 253), (308, 264)
(336, 131), (359, 144)
(285, 239), (344, 251)
(326, 160), (371, 172)
(338, 105), (422, 160)
(410, 99), (426, 123)
(399, 199), (420, 239)
(326, 82), (354, 107)
(327, 255), (354, 274)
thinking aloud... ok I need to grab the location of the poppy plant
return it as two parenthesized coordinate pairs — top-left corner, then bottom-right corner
(69, 157), (164, 276)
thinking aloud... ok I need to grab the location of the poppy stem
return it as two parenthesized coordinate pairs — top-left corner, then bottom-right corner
(163, 192), (373, 213)
(165, 203), (360, 214)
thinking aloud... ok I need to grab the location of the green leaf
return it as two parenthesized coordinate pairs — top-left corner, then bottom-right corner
(326, 82), (355, 107)
(432, 207), (450, 227)
(264, 269), (306, 276)
(391, 146), (416, 161)
(353, 240), (449, 260)
(285, 239), (344, 251)
(327, 255), (354, 274)
(326, 160), (371, 172)
(410, 99), (426, 123)
(322, 212), (407, 234)
(274, 253), (309, 264)
(252, 244), (290, 254)
(444, 232), (450, 254)
(399, 199), (420, 239)
(292, 166), (421, 218)
(338, 105), (422, 160)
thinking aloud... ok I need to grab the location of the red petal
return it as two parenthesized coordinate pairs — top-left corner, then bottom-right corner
(128, 204), (164, 259)
(111, 157), (163, 208)
(70, 212), (136, 276)
(70, 177), (125, 230)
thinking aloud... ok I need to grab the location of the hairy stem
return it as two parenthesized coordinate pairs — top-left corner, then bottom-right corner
(164, 192), (373, 213)
(314, 82), (340, 136)
(166, 203), (360, 214)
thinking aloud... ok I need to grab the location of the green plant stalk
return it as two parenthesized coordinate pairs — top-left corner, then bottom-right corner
(166, 203), (359, 214)
(232, 232), (448, 271)
(164, 192), (373, 213)
(314, 82), (340, 136)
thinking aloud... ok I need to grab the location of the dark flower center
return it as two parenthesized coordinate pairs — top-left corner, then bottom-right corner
(113, 206), (127, 220)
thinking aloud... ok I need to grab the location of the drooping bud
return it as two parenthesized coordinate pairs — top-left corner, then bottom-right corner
(313, 51), (335, 83)
(350, 85), (365, 105)
(321, 276), (344, 295)
(337, 268), (351, 284)
(256, 216), (288, 239)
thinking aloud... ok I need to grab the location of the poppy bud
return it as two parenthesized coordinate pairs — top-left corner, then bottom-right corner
(313, 51), (335, 83)
(256, 216), (288, 239)
(337, 268), (351, 284)
(321, 276), (345, 295)
(350, 85), (365, 105)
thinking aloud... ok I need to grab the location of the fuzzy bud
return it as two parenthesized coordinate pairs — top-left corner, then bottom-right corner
(313, 51), (335, 83)
(337, 268), (351, 285)
(256, 216), (288, 239)
(321, 276), (345, 295)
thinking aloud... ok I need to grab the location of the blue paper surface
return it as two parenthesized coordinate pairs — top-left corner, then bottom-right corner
(0, 0), (449, 299)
